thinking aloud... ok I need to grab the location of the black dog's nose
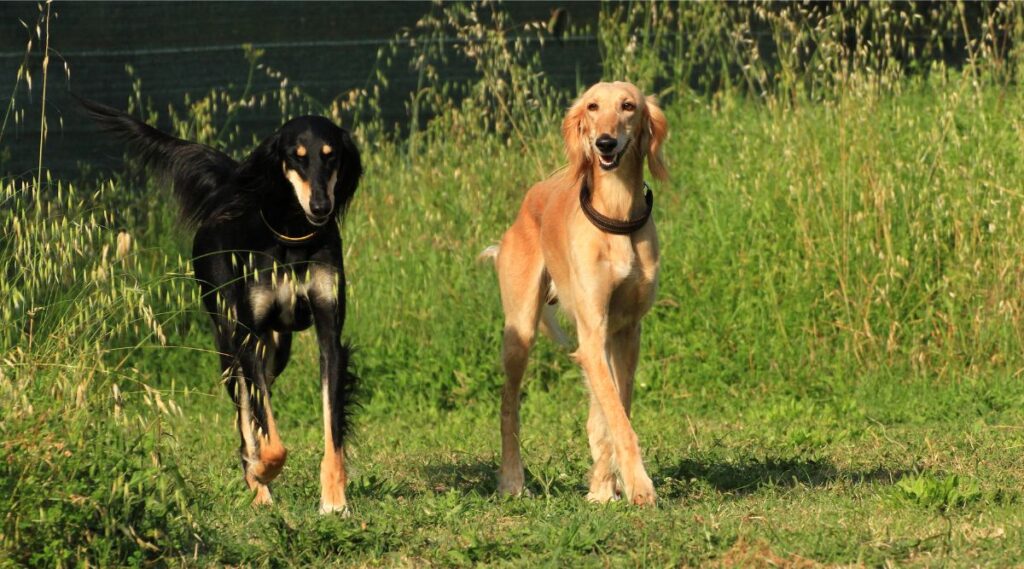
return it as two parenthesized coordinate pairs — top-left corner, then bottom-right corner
(310, 201), (332, 217)
(595, 135), (617, 154)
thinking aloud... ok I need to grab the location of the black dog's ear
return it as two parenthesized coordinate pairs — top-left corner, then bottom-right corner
(238, 130), (286, 199)
(334, 129), (362, 215)
(253, 130), (282, 170)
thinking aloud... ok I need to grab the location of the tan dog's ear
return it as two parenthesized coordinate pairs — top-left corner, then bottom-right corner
(643, 95), (669, 181)
(562, 97), (590, 182)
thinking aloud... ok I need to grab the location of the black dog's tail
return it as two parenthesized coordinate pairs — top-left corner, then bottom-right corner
(75, 95), (239, 227)
(330, 342), (361, 449)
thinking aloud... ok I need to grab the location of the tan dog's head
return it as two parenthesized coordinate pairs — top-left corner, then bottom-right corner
(562, 81), (668, 183)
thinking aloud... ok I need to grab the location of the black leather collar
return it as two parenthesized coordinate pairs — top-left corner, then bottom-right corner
(579, 179), (653, 235)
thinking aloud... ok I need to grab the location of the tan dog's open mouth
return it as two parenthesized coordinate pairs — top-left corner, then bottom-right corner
(597, 138), (630, 171)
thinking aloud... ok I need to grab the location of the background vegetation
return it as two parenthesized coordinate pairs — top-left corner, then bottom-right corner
(5, 1), (1024, 566)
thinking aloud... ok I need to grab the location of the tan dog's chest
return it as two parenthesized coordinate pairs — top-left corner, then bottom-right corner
(604, 233), (659, 328)
(549, 228), (659, 330)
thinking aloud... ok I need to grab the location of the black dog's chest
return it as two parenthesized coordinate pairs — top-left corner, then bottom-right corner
(244, 254), (337, 333)
(249, 277), (315, 331)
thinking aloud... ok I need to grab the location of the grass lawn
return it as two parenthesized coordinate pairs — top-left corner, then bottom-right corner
(158, 332), (1024, 566)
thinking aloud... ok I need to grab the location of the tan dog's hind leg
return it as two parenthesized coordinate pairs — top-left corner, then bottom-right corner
(575, 312), (655, 506)
(608, 324), (642, 498)
(496, 234), (545, 496)
(610, 324), (641, 417)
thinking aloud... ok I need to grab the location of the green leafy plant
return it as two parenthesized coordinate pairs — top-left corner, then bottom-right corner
(896, 473), (983, 511)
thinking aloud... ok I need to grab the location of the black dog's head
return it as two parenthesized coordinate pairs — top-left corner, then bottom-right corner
(254, 116), (362, 226)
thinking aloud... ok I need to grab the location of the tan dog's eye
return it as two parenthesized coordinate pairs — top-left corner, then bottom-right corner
(587, 102), (598, 111)
(622, 101), (636, 112)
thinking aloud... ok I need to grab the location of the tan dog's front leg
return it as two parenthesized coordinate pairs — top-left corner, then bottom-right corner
(576, 323), (655, 506)
(585, 391), (617, 502)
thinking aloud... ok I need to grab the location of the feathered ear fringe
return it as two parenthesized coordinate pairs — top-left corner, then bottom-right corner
(643, 95), (669, 181)
(562, 97), (591, 183)
(334, 129), (362, 217)
(249, 130), (281, 173)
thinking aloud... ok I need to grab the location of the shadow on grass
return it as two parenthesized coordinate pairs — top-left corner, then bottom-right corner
(657, 457), (911, 499)
(421, 459), (498, 496)
(421, 458), (585, 498)
(420, 455), (911, 501)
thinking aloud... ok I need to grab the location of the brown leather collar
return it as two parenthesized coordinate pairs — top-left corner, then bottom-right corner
(579, 180), (653, 235)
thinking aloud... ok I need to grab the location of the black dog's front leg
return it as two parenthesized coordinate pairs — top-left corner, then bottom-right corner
(199, 278), (288, 506)
(309, 267), (357, 515)
(232, 328), (288, 492)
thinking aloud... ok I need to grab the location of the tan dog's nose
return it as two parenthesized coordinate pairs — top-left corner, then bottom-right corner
(595, 135), (617, 153)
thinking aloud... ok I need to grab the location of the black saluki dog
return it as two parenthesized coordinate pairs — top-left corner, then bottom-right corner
(80, 98), (362, 514)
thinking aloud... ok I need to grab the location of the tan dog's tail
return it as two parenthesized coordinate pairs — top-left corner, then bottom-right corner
(478, 244), (500, 264)
(540, 304), (573, 350)
(479, 243), (573, 350)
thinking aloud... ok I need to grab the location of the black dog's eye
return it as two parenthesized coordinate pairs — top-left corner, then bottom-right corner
(587, 102), (598, 112)
(622, 101), (636, 112)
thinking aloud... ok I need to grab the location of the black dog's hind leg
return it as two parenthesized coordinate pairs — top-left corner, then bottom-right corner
(266, 331), (293, 384)
(309, 271), (358, 515)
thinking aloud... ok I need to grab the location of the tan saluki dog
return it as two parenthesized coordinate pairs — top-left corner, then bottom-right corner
(483, 81), (668, 505)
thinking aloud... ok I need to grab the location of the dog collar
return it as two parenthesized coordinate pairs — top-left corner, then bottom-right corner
(579, 180), (654, 235)
(260, 210), (322, 246)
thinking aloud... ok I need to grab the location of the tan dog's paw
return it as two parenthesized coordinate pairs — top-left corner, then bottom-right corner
(497, 467), (525, 496)
(624, 471), (657, 506)
(585, 487), (619, 503)
(319, 501), (351, 517)
(630, 487), (656, 506)
(586, 474), (619, 503)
